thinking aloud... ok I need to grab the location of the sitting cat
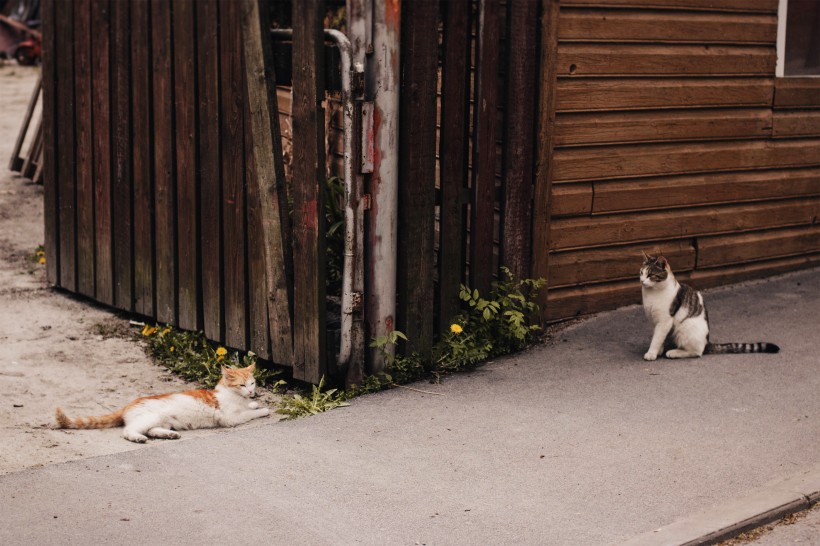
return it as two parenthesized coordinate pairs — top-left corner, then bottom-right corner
(640, 253), (779, 361)
(56, 363), (270, 443)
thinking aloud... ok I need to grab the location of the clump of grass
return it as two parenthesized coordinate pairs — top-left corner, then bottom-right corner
(140, 324), (282, 389)
(276, 377), (349, 419)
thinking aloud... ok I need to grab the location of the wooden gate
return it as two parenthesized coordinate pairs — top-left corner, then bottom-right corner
(394, 0), (556, 357)
(40, 0), (336, 383)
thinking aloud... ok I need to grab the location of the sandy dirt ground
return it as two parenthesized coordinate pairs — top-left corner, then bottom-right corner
(0, 63), (278, 475)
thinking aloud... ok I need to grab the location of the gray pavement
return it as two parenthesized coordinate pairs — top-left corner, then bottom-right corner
(1, 268), (819, 546)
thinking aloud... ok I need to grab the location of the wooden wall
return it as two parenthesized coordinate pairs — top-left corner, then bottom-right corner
(544, 0), (820, 320)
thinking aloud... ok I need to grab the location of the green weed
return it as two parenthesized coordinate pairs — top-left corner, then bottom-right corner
(140, 325), (283, 390)
(276, 376), (350, 419)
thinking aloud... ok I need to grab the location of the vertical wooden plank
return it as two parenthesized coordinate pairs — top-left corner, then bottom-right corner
(196, 0), (225, 340)
(244, 89), (271, 360)
(220, 0), (248, 349)
(197, 0), (223, 341)
(111, 0), (133, 310)
(240, 0), (294, 364)
(152, 0), (176, 324)
(438, 0), (471, 329)
(55, 0), (75, 291)
(92, 0), (113, 305)
(174, 0), (199, 331)
(21, 118), (43, 179)
(397, 0), (439, 356)
(500, 0), (538, 280)
(8, 74), (40, 172)
(132, 0), (154, 317)
(41, 0), (59, 286)
(470, 0), (502, 296)
(532, 0), (561, 322)
(74, 0), (94, 298)
(291, 1), (326, 382)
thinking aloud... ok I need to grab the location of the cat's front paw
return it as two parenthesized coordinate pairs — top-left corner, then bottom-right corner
(259, 407), (270, 417)
(643, 351), (658, 361)
(248, 401), (260, 409)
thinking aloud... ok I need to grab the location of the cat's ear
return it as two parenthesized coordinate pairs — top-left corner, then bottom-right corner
(657, 256), (668, 268)
(247, 362), (256, 372)
(221, 366), (231, 379)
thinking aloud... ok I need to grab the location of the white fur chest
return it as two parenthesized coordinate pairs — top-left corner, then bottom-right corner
(642, 285), (674, 323)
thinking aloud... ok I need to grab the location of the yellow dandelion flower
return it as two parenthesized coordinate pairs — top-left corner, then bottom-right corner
(160, 327), (171, 338)
(216, 347), (228, 357)
(38, 257), (46, 265)
(450, 323), (463, 334)
(141, 325), (158, 337)
(169, 346), (175, 353)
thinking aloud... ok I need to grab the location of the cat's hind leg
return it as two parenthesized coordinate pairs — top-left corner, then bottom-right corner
(122, 415), (161, 443)
(667, 319), (707, 359)
(146, 427), (181, 440)
(665, 348), (702, 359)
(123, 428), (149, 443)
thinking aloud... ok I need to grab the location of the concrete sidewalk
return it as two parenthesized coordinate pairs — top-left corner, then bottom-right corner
(1, 268), (818, 545)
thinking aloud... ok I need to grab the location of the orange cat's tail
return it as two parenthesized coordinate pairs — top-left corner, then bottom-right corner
(55, 407), (125, 429)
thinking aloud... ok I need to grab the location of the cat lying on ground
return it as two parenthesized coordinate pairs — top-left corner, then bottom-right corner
(55, 363), (269, 443)
(640, 253), (779, 361)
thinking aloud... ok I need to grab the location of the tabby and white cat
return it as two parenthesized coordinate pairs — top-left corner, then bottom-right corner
(56, 363), (269, 443)
(640, 253), (779, 361)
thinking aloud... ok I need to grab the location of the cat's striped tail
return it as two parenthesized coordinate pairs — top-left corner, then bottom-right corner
(55, 407), (125, 429)
(704, 342), (780, 355)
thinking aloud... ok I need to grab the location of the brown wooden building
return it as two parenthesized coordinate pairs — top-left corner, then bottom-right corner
(539, 0), (820, 321)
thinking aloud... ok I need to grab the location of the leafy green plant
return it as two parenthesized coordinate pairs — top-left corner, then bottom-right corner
(276, 376), (349, 419)
(432, 322), (493, 375)
(352, 268), (546, 387)
(140, 325), (282, 390)
(456, 267), (546, 357)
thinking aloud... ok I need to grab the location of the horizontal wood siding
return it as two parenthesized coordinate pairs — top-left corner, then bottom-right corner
(545, 0), (820, 321)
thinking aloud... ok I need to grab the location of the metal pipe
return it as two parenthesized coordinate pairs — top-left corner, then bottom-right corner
(364, 0), (401, 374)
(269, 28), (364, 374)
(323, 29), (364, 373)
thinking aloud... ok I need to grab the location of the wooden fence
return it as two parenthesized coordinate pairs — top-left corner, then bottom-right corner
(397, 0), (547, 356)
(40, 0), (550, 377)
(40, 0), (333, 382)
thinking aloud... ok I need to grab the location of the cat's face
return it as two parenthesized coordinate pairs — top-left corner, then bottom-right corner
(640, 254), (669, 288)
(220, 364), (257, 398)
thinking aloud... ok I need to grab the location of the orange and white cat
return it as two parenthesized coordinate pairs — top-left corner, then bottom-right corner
(56, 363), (269, 443)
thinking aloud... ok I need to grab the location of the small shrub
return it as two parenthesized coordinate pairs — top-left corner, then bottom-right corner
(350, 269), (546, 389)
(455, 267), (546, 358)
